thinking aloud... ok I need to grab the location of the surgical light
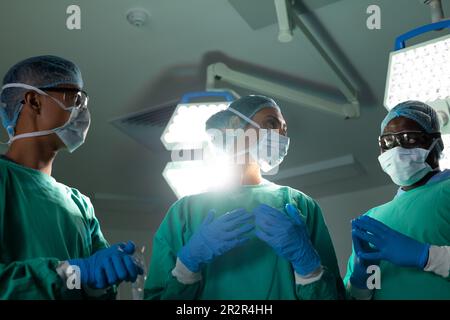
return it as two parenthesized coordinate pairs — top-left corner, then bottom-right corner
(384, 20), (450, 110)
(161, 91), (238, 198)
(161, 91), (235, 150)
(162, 159), (238, 199)
(384, 20), (450, 170)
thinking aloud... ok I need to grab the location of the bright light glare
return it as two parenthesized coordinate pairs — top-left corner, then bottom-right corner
(440, 134), (450, 169)
(161, 103), (229, 150)
(385, 34), (450, 109)
(162, 159), (237, 199)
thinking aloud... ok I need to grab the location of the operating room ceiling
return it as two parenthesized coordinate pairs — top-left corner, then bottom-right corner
(1, 0), (449, 220)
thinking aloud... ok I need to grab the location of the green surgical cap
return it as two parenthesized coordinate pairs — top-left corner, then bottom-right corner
(381, 100), (443, 153)
(0, 55), (83, 127)
(206, 95), (281, 131)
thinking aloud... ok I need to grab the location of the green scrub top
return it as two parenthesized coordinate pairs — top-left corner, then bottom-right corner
(144, 181), (345, 300)
(344, 178), (450, 299)
(0, 157), (112, 299)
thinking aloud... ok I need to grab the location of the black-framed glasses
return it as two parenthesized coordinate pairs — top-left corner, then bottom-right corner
(40, 87), (89, 109)
(378, 131), (440, 150)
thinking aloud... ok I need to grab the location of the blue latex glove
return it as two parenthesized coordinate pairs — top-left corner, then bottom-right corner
(68, 241), (144, 289)
(350, 220), (380, 289)
(352, 216), (430, 269)
(178, 208), (254, 273)
(254, 203), (321, 276)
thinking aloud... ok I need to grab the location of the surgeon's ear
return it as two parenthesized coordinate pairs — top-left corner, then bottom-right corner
(427, 148), (441, 169)
(23, 91), (41, 114)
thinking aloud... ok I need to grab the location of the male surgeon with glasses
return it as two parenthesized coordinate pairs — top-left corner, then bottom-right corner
(0, 56), (142, 299)
(344, 101), (450, 300)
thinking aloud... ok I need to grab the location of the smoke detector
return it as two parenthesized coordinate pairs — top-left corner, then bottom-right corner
(126, 8), (150, 27)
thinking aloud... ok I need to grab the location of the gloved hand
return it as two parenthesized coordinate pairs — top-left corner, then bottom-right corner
(178, 208), (254, 273)
(254, 203), (321, 276)
(68, 241), (144, 289)
(350, 220), (380, 289)
(352, 215), (430, 269)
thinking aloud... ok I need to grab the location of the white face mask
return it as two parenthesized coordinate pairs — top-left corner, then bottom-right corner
(1, 83), (90, 153)
(227, 107), (290, 173)
(378, 139), (439, 187)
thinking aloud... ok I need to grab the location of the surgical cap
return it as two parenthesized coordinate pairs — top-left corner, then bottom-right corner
(0, 55), (83, 133)
(206, 95), (281, 131)
(381, 100), (444, 153)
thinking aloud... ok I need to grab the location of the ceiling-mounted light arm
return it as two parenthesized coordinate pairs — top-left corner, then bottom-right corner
(206, 62), (359, 119)
(422, 0), (446, 24)
(274, 0), (293, 43)
(394, 19), (450, 50)
(289, 6), (359, 107)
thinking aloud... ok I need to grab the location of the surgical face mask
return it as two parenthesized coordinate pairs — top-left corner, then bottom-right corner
(1, 83), (90, 153)
(227, 107), (290, 173)
(378, 139), (439, 187)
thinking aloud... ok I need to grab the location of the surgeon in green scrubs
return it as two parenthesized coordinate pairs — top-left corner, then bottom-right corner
(0, 56), (142, 299)
(344, 101), (450, 300)
(144, 95), (345, 300)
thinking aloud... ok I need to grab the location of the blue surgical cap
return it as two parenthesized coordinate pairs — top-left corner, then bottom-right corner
(0, 55), (83, 134)
(381, 100), (444, 153)
(206, 95), (281, 130)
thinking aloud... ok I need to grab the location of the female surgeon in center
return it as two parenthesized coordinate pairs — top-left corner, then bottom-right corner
(144, 95), (345, 300)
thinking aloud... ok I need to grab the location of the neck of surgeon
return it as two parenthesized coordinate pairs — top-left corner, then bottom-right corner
(3, 96), (67, 175)
(239, 162), (263, 186)
(5, 118), (59, 175)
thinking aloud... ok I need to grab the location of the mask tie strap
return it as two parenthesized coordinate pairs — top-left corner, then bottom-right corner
(427, 138), (440, 156)
(9, 130), (56, 143)
(227, 107), (261, 129)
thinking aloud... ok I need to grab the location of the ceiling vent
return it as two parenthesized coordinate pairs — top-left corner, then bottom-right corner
(110, 99), (178, 152)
